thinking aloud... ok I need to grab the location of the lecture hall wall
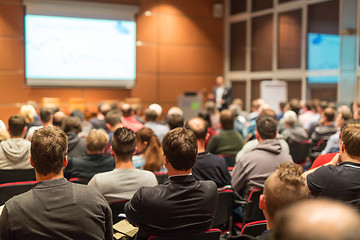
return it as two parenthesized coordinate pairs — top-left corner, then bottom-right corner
(0, 0), (223, 123)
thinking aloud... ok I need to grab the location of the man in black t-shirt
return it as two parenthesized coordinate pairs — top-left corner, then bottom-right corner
(303, 119), (360, 205)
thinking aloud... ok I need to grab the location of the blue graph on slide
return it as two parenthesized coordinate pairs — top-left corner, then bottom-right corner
(25, 15), (136, 80)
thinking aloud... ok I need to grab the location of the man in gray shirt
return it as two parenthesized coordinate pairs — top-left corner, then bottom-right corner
(88, 127), (158, 202)
(0, 126), (113, 240)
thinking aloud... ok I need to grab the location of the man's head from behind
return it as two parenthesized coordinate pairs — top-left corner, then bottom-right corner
(8, 115), (26, 137)
(31, 126), (68, 176)
(256, 116), (278, 140)
(162, 128), (197, 171)
(144, 109), (158, 122)
(61, 116), (82, 134)
(39, 107), (53, 124)
(86, 129), (109, 153)
(272, 199), (360, 240)
(340, 119), (360, 158)
(105, 110), (122, 127)
(220, 109), (234, 130)
(111, 127), (136, 161)
(185, 117), (208, 141)
(323, 107), (336, 123)
(260, 163), (308, 227)
(166, 114), (185, 130)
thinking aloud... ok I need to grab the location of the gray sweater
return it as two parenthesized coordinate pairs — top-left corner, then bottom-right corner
(0, 138), (31, 169)
(231, 139), (293, 199)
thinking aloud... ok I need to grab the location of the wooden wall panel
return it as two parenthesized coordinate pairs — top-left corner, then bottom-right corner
(137, 15), (157, 42)
(131, 74), (158, 104)
(0, 3), (23, 36)
(156, 0), (215, 17)
(136, 45), (157, 73)
(159, 45), (222, 73)
(0, 39), (24, 69)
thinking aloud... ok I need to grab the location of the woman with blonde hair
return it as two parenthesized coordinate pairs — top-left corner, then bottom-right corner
(19, 104), (41, 137)
(133, 127), (165, 172)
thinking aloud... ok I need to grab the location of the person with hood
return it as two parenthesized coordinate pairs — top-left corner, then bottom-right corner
(61, 116), (86, 158)
(0, 115), (32, 169)
(231, 116), (293, 200)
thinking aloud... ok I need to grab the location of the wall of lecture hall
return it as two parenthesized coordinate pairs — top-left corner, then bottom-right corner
(0, 0), (223, 123)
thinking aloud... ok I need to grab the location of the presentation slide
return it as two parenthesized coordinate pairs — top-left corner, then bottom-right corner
(25, 15), (136, 86)
(307, 33), (339, 71)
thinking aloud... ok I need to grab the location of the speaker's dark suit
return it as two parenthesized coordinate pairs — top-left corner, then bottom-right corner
(124, 175), (218, 240)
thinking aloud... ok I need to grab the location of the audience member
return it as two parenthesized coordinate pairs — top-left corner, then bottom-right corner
(0, 128), (10, 142)
(244, 98), (267, 141)
(310, 107), (337, 147)
(307, 100), (327, 136)
(64, 129), (114, 180)
(89, 102), (110, 131)
(303, 120), (360, 205)
(207, 109), (244, 155)
(276, 101), (286, 121)
(104, 110), (123, 154)
(321, 107), (352, 154)
(204, 100), (220, 131)
(125, 128), (218, 240)
(208, 75), (232, 111)
(229, 103), (247, 137)
(19, 104), (41, 137)
(258, 163), (308, 239)
(272, 199), (360, 240)
(144, 108), (169, 142)
(71, 109), (92, 137)
(0, 115), (31, 169)
(120, 103), (143, 132)
(167, 106), (184, 117)
(25, 107), (53, 141)
(0, 126), (112, 239)
(232, 116), (293, 199)
(235, 109), (290, 162)
(185, 117), (231, 188)
(277, 99), (303, 134)
(281, 110), (308, 144)
(53, 111), (66, 127)
(61, 116), (87, 158)
(88, 127), (157, 202)
(133, 127), (164, 172)
(299, 100), (316, 127)
(166, 114), (184, 130)
(309, 152), (338, 170)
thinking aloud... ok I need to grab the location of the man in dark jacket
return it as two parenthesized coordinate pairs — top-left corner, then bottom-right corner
(232, 116), (293, 199)
(62, 116), (86, 158)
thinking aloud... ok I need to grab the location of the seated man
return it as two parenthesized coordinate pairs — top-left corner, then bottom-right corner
(232, 116), (293, 199)
(88, 127), (157, 202)
(258, 163), (308, 239)
(303, 119), (360, 205)
(185, 117), (231, 188)
(61, 116), (86, 158)
(144, 108), (169, 143)
(281, 110), (308, 144)
(0, 115), (31, 169)
(206, 109), (244, 155)
(272, 199), (360, 240)
(64, 129), (115, 180)
(26, 107), (53, 141)
(310, 107), (337, 147)
(125, 128), (218, 240)
(0, 126), (112, 239)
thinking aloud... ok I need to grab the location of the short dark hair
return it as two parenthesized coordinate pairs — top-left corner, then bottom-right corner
(111, 127), (136, 160)
(121, 104), (132, 117)
(341, 111), (353, 122)
(31, 126), (68, 175)
(61, 117), (82, 133)
(166, 114), (185, 130)
(185, 117), (208, 140)
(341, 120), (360, 157)
(220, 109), (234, 130)
(105, 110), (122, 127)
(162, 128), (197, 171)
(145, 109), (158, 122)
(39, 107), (53, 123)
(260, 108), (277, 120)
(289, 99), (301, 115)
(256, 116), (278, 140)
(8, 115), (26, 137)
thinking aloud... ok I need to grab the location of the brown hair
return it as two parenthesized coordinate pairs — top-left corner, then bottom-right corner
(8, 115), (26, 137)
(264, 163), (308, 220)
(136, 127), (163, 172)
(220, 109), (234, 130)
(111, 127), (136, 160)
(31, 126), (68, 175)
(341, 120), (360, 157)
(162, 128), (197, 171)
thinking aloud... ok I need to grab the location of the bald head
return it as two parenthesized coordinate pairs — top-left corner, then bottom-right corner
(185, 117), (208, 140)
(272, 199), (360, 240)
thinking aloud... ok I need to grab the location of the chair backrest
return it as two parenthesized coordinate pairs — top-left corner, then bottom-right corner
(154, 172), (168, 184)
(289, 140), (310, 164)
(212, 189), (234, 230)
(109, 200), (129, 224)
(0, 169), (36, 184)
(218, 154), (236, 167)
(240, 220), (267, 237)
(243, 188), (265, 223)
(0, 181), (36, 205)
(148, 228), (221, 240)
